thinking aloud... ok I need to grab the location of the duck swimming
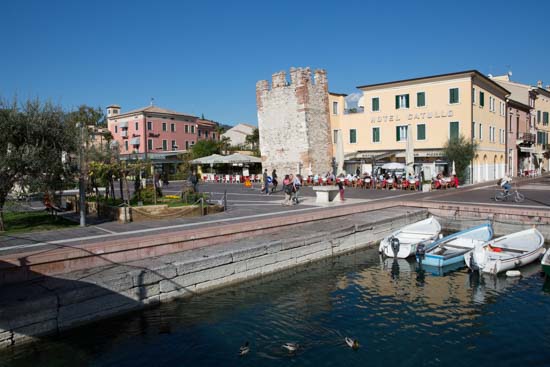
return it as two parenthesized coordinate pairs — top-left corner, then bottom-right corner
(282, 342), (299, 352)
(345, 337), (359, 350)
(239, 341), (250, 356)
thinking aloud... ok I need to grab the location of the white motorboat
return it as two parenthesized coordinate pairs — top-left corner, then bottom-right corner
(464, 228), (545, 274)
(379, 217), (441, 258)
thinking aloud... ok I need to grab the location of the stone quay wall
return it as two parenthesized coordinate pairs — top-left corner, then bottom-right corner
(256, 67), (333, 176)
(0, 208), (427, 349)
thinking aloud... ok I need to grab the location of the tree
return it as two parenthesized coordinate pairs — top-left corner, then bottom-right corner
(0, 98), (76, 231)
(191, 140), (220, 159)
(443, 135), (478, 183)
(245, 128), (259, 150)
(218, 136), (231, 155)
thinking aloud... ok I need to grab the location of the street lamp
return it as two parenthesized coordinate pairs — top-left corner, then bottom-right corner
(76, 122), (86, 227)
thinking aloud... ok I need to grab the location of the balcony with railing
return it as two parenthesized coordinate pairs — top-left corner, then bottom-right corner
(517, 132), (535, 143)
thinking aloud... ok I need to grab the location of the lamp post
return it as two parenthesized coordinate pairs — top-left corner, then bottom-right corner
(76, 122), (86, 227)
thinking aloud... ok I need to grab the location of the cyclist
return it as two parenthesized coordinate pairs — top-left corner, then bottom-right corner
(500, 174), (512, 195)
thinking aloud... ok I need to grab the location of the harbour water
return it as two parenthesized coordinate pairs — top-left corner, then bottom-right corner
(1, 247), (549, 367)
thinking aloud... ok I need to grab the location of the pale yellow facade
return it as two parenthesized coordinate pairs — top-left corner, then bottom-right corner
(329, 71), (509, 183)
(534, 88), (550, 171)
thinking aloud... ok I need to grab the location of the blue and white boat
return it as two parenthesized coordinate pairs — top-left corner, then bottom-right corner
(418, 223), (493, 267)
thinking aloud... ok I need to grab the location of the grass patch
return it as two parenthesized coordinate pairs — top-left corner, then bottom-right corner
(1, 211), (77, 235)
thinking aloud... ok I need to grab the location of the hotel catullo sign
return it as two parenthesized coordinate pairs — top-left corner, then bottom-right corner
(370, 110), (454, 123)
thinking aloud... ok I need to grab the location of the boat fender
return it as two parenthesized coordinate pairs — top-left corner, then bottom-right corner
(506, 270), (521, 277)
(391, 237), (400, 257)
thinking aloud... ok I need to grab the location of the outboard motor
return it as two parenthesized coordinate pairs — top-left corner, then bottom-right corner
(416, 243), (426, 264)
(390, 237), (400, 257)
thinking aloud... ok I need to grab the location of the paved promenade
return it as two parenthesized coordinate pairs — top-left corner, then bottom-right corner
(0, 175), (548, 260)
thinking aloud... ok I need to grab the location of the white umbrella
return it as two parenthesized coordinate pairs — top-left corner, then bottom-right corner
(382, 162), (406, 170)
(405, 124), (414, 175)
(336, 130), (345, 175)
(220, 153), (262, 164)
(190, 154), (225, 164)
(452, 161), (456, 175)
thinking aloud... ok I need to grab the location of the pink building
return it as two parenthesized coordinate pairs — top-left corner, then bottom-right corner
(507, 98), (536, 176)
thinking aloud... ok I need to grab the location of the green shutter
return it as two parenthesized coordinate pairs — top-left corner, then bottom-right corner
(373, 128), (380, 142)
(543, 112), (549, 125)
(350, 129), (356, 143)
(396, 126), (400, 141)
(450, 121), (459, 140)
(480, 92), (485, 107)
(417, 124), (426, 140)
(373, 98), (379, 111)
(417, 92), (425, 107)
(405, 94), (410, 108)
(395, 95), (399, 109)
(449, 88), (459, 103)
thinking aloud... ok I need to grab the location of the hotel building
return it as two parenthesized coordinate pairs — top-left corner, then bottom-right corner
(329, 70), (510, 183)
(107, 104), (219, 170)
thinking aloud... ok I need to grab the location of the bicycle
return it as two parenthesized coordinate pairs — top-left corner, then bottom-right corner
(494, 188), (525, 203)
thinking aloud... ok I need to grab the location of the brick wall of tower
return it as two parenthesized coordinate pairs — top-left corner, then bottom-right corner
(256, 67), (332, 176)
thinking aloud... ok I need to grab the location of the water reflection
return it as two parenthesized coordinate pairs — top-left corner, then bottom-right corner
(1, 247), (548, 367)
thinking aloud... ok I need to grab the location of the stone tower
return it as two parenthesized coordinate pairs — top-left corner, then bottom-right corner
(256, 67), (332, 176)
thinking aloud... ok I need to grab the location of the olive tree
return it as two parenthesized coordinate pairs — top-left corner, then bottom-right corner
(443, 135), (478, 184)
(0, 98), (76, 231)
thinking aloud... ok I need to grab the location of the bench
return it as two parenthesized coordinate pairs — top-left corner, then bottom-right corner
(312, 186), (340, 203)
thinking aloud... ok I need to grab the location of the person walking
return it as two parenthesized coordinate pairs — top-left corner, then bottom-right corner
(282, 174), (292, 206)
(292, 174), (302, 204)
(262, 168), (270, 195)
(189, 171), (198, 193)
(271, 169), (278, 193)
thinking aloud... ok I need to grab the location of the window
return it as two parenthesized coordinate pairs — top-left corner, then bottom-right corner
(185, 141), (189, 150)
(333, 101), (338, 115)
(500, 101), (505, 116)
(500, 128), (505, 144)
(185, 125), (189, 133)
(537, 110), (541, 123)
(191, 125), (195, 134)
(349, 129), (357, 144)
(162, 140), (167, 151)
(135, 122), (139, 131)
(395, 94), (410, 109)
(162, 122), (167, 132)
(417, 92), (425, 107)
(449, 121), (459, 140)
(114, 125), (118, 133)
(449, 88), (459, 104)
(489, 126), (495, 142)
(198, 130), (202, 137)
(417, 124), (426, 140)
(396, 125), (408, 141)
(171, 123), (175, 132)
(372, 127), (380, 142)
(544, 112), (549, 125)
(472, 122), (476, 139)
(124, 141), (128, 151)
(372, 97), (380, 112)
(172, 140), (177, 150)
(489, 96), (495, 112)
(147, 139), (153, 150)
(213, 133), (216, 140)
(479, 91), (485, 107)
(333, 130), (338, 143)
(191, 141), (195, 145)
(479, 124), (483, 140)
(205, 131), (209, 138)
(472, 88), (477, 105)
(147, 121), (153, 130)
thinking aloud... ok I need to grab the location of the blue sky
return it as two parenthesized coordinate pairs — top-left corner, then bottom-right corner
(1, 0), (549, 126)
